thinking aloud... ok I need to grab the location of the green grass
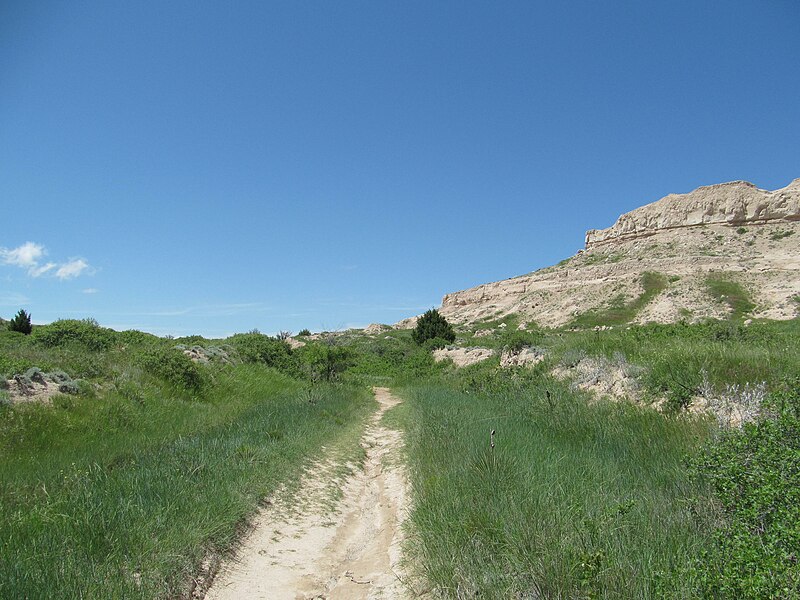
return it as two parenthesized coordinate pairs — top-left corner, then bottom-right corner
(395, 376), (714, 598)
(572, 271), (668, 328)
(548, 319), (800, 406)
(3, 312), (799, 598)
(0, 365), (373, 598)
(705, 274), (755, 319)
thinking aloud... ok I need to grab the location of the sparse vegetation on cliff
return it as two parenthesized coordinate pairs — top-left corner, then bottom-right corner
(705, 274), (755, 319)
(571, 271), (668, 328)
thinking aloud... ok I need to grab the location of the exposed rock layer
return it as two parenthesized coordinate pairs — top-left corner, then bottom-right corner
(585, 179), (800, 248)
(405, 179), (800, 329)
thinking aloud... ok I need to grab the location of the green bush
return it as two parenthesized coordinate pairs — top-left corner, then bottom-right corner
(422, 337), (450, 350)
(502, 329), (543, 353)
(297, 329), (311, 337)
(138, 347), (206, 392)
(412, 309), (456, 345)
(686, 382), (800, 597)
(8, 309), (32, 335)
(227, 332), (295, 372)
(299, 343), (354, 381)
(769, 229), (794, 241)
(116, 329), (161, 347)
(33, 319), (116, 351)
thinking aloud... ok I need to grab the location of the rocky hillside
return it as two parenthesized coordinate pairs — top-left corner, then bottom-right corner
(404, 179), (800, 330)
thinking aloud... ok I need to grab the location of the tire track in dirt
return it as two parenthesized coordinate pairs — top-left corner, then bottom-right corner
(205, 387), (410, 600)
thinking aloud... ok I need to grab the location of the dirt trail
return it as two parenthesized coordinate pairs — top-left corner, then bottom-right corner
(205, 387), (411, 600)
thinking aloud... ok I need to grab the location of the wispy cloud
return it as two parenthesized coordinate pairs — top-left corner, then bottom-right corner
(82, 288), (99, 294)
(55, 258), (90, 280)
(30, 262), (57, 277)
(0, 242), (93, 280)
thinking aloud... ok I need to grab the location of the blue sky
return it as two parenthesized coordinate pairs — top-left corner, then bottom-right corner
(2, 1), (799, 337)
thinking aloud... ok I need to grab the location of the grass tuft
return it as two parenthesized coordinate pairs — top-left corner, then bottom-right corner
(705, 274), (755, 319)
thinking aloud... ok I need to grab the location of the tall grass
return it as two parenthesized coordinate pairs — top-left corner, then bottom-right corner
(548, 320), (799, 402)
(0, 365), (373, 598)
(395, 376), (714, 598)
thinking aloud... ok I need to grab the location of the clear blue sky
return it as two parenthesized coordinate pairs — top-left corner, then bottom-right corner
(2, 1), (798, 337)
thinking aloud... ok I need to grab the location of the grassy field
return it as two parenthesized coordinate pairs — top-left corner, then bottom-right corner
(0, 324), (374, 598)
(2, 314), (798, 598)
(391, 373), (714, 599)
(381, 317), (800, 598)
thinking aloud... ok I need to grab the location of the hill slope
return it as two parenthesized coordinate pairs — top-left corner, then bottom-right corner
(409, 179), (800, 329)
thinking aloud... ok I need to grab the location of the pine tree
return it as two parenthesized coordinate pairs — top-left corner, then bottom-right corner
(8, 309), (32, 335)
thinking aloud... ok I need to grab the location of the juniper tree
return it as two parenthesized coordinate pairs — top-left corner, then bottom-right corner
(8, 309), (32, 335)
(412, 309), (455, 345)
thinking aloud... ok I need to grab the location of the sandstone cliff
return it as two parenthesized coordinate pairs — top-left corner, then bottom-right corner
(399, 179), (800, 330)
(585, 179), (800, 248)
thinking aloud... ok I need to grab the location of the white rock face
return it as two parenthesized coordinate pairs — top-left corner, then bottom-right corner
(499, 347), (545, 368)
(363, 323), (391, 335)
(396, 178), (800, 330)
(586, 179), (800, 248)
(433, 347), (494, 367)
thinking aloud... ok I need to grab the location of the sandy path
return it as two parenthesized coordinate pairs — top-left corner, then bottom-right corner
(205, 387), (410, 600)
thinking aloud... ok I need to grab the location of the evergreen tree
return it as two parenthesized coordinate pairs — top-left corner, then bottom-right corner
(8, 309), (32, 335)
(412, 309), (455, 345)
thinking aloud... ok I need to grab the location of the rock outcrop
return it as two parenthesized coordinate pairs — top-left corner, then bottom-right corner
(400, 178), (800, 329)
(585, 179), (800, 248)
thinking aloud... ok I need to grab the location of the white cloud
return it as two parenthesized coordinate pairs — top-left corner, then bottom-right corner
(82, 288), (99, 294)
(0, 242), (93, 280)
(29, 262), (57, 277)
(55, 259), (90, 280)
(1, 241), (45, 268)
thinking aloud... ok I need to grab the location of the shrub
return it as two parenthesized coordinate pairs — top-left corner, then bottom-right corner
(33, 319), (115, 351)
(228, 332), (295, 372)
(769, 229), (794, 241)
(8, 309), (32, 335)
(502, 329), (543, 353)
(299, 343), (354, 381)
(138, 347), (205, 392)
(412, 309), (456, 345)
(298, 329), (311, 337)
(422, 337), (450, 351)
(116, 329), (161, 347)
(687, 383), (800, 597)
(58, 380), (80, 395)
